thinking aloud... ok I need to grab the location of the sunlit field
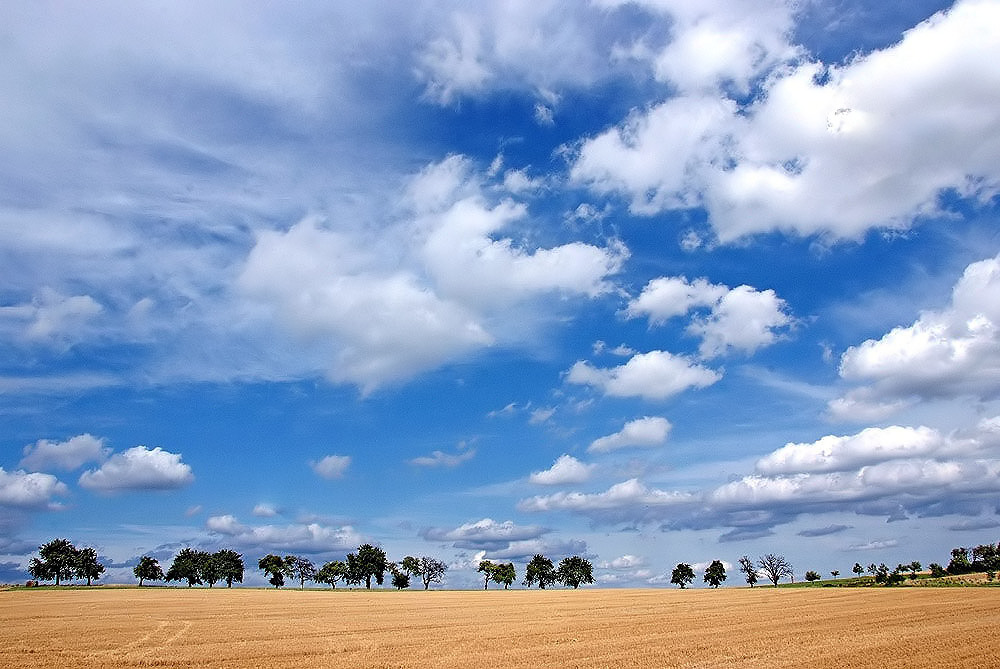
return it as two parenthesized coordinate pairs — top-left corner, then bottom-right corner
(2, 587), (997, 668)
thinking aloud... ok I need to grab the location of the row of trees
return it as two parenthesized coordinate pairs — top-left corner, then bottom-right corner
(28, 539), (105, 586)
(479, 554), (595, 590)
(669, 554), (793, 589)
(255, 545), (450, 590)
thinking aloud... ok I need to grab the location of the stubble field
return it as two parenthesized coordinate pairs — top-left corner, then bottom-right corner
(2, 587), (998, 668)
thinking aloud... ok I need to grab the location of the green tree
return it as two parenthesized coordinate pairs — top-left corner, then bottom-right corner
(738, 555), (758, 587)
(478, 560), (497, 590)
(316, 560), (349, 588)
(493, 562), (517, 589)
(286, 556), (316, 589)
(258, 554), (290, 588)
(201, 552), (222, 587)
(29, 538), (78, 585)
(400, 556), (421, 579)
(347, 544), (388, 589)
(704, 560), (727, 588)
(523, 554), (557, 589)
(75, 547), (105, 586)
(852, 562), (864, 579)
(134, 556), (164, 586)
(412, 556), (448, 590)
(390, 567), (410, 590)
(907, 561), (921, 580)
(214, 549), (244, 587)
(557, 556), (594, 589)
(831, 570), (840, 579)
(947, 547), (971, 575)
(758, 554), (793, 587)
(804, 570), (821, 582)
(929, 562), (947, 577)
(671, 563), (695, 589)
(167, 548), (206, 587)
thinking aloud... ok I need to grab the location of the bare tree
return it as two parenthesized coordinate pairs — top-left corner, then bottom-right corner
(758, 553), (793, 587)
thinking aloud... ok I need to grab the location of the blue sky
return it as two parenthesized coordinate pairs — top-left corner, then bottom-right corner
(3, 0), (1000, 588)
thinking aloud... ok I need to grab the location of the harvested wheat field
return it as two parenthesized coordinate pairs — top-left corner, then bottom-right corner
(2, 587), (998, 668)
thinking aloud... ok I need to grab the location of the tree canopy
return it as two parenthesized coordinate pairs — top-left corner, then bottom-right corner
(703, 560), (726, 588)
(134, 556), (164, 586)
(557, 556), (594, 589)
(28, 538), (79, 586)
(758, 553), (794, 587)
(348, 544), (388, 589)
(523, 554), (557, 589)
(670, 563), (694, 589)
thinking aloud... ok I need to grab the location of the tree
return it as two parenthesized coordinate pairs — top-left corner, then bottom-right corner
(867, 563), (878, 577)
(167, 548), (206, 587)
(348, 544), (388, 589)
(316, 560), (349, 588)
(258, 554), (290, 588)
(390, 566), (411, 590)
(523, 554), (557, 589)
(929, 562), (947, 578)
(29, 538), (78, 585)
(831, 570), (840, 579)
(947, 547), (971, 575)
(907, 561), (921, 580)
(804, 570), (821, 582)
(478, 560), (497, 590)
(494, 562), (517, 589)
(214, 549), (244, 587)
(758, 554), (793, 587)
(703, 560), (727, 588)
(738, 555), (758, 587)
(557, 556), (594, 589)
(134, 556), (164, 586)
(201, 552), (222, 587)
(671, 563), (694, 589)
(286, 556), (316, 589)
(413, 556), (447, 590)
(852, 563), (864, 579)
(400, 556), (421, 580)
(75, 547), (105, 586)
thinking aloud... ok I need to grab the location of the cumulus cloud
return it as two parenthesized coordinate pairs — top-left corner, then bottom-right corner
(19, 433), (109, 472)
(832, 254), (1000, 419)
(0, 468), (68, 509)
(520, 419), (1000, 533)
(573, 0), (1000, 241)
(566, 350), (721, 400)
(309, 455), (351, 480)
(627, 276), (792, 358)
(252, 503), (280, 518)
(206, 514), (363, 553)
(589, 417), (672, 453)
(78, 446), (193, 492)
(421, 518), (548, 552)
(529, 454), (595, 485)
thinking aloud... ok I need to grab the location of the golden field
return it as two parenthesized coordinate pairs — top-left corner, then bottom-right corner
(2, 587), (998, 668)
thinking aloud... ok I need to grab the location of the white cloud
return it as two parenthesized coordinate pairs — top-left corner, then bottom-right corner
(421, 518), (548, 551)
(519, 478), (694, 514)
(601, 0), (799, 94)
(627, 277), (791, 358)
(309, 455), (351, 480)
(78, 446), (193, 492)
(604, 554), (646, 569)
(206, 515), (362, 552)
(529, 454), (595, 485)
(832, 254), (1000, 417)
(756, 426), (947, 476)
(0, 467), (68, 509)
(19, 433), (109, 472)
(252, 503), (280, 518)
(0, 288), (103, 347)
(573, 0), (1000, 241)
(566, 350), (721, 400)
(589, 417), (672, 453)
(409, 448), (476, 468)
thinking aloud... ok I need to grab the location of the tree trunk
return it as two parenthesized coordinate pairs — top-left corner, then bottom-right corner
(365, 575), (372, 589)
